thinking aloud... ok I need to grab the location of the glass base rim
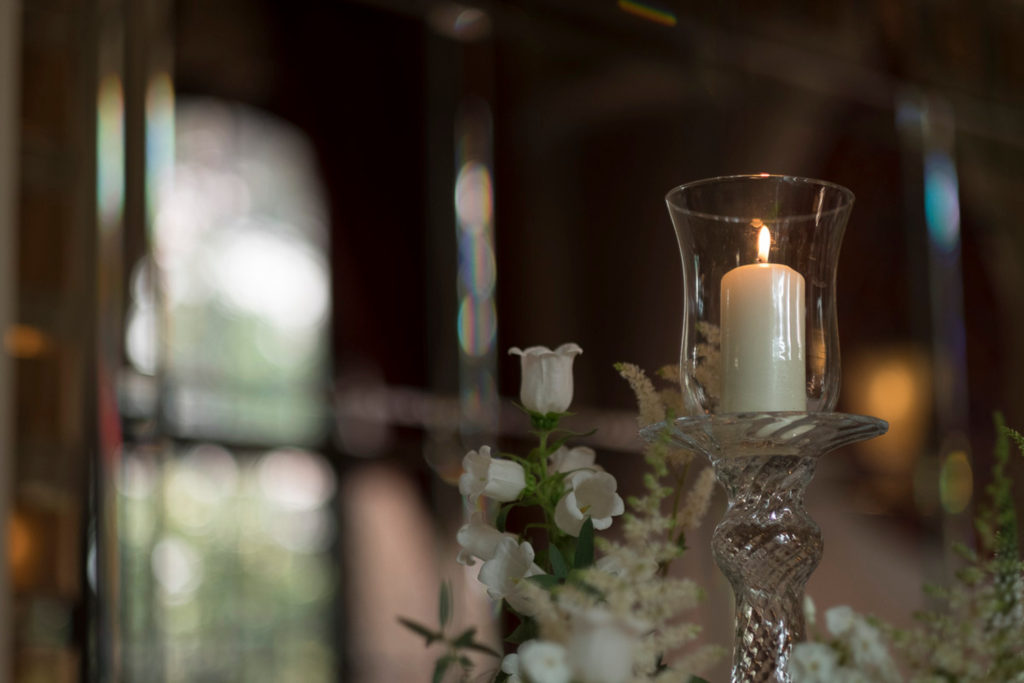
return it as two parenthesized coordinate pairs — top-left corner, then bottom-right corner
(641, 411), (889, 459)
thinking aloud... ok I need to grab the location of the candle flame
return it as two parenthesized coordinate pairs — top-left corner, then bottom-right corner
(757, 225), (771, 263)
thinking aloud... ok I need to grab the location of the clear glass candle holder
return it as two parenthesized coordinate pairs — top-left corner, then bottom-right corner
(665, 174), (855, 416)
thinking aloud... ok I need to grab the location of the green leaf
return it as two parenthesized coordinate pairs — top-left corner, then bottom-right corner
(452, 627), (476, 647)
(526, 574), (560, 590)
(530, 412), (562, 431)
(547, 429), (598, 452)
(452, 627), (502, 657)
(398, 617), (441, 645)
(574, 518), (595, 569)
(549, 544), (569, 578)
(432, 655), (454, 683)
(505, 617), (538, 644)
(439, 580), (452, 629)
(462, 640), (502, 658)
(496, 504), (512, 533)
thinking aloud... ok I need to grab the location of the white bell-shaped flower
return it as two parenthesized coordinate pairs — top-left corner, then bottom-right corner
(477, 536), (543, 611)
(554, 470), (625, 537)
(548, 445), (602, 474)
(456, 511), (515, 566)
(519, 640), (572, 683)
(508, 343), (582, 414)
(459, 446), (526, 503)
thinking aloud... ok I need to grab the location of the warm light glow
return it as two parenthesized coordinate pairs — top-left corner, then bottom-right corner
(9, 513), (32, 578)
(845, 346), (931, 479)
(866, 364), (917, 421)
(4, 324), (52, 358)
(757, 224), (771, 263)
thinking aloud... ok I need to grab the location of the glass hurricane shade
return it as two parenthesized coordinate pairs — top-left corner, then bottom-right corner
(665, 175), (855, 416)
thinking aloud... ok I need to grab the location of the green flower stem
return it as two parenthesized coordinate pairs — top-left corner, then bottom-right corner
(668, 462), (692, 531)
(654, 461), (691, 577)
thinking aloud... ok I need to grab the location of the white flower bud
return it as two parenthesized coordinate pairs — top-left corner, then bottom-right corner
(509, 344), (582, 414)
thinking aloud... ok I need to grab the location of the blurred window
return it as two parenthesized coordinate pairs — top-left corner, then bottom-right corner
(120, 99), (336, 682)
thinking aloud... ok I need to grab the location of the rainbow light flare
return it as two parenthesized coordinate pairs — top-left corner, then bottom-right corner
(617, 0), (677, 27)
(96, 74), (125, 232)
(145, 73), (175, 231)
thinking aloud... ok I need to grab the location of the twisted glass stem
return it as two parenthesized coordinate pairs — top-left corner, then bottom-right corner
(711, 454), (821, 682)
(646, 413), (888, 683)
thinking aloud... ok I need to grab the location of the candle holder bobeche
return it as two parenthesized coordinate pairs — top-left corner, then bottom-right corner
(654, 175), (888, 683)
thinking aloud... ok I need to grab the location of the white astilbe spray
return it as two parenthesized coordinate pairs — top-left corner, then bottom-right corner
(792, 417), (1024, 683)
(674, 467), (716, 534)
(614, 362), (665, 427)
(691, 322), (722, 409)
(654, 365), (686, 419)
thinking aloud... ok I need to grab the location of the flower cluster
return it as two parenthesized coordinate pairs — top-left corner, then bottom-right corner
(486, 355), (721, 683)
(456, 346), (625, 616)
(789, 599), (899, 682)
(404, 345), (722, 683)
(791, 415), (1024, 683)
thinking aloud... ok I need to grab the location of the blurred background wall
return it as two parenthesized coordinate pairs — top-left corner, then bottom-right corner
(3, 0), (1024, 681)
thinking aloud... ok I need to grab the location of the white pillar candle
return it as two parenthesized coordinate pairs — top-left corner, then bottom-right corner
(720, 224), (806, 412)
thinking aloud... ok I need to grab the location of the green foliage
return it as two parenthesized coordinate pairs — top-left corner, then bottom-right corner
(440, 580), (452, 629)
(530, 411), (563, 432)
(977, 414), (1020, 561)
(574, 518), (595, 569)
(549, 544), (569, 578)
(505, 617), (538, 645)
(399, 580), (500, 682)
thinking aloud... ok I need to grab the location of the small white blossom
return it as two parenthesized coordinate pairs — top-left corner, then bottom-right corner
(845, 619), (897, 680)
(459, 446), (526, 503)
(803, 594), (817, 629)
(509, 344), (582, 414)
(594, 554), (628, 578)
(455, 511), (515, 566)
(519, 640), (572, 683)
(554, 470), (625, 537)
(566, 607), (643, 683)
(824, 605), (856, 637)
(832, 667), (872, 683)
(501, 652), (523, 683)
(789, 642), (838, 682)
(824, 606), (898, 682)
(478, 536), (543, 612)
(549, 445), (602, 475)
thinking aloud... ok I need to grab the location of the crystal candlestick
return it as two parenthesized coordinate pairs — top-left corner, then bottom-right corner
(660, 175), (888, 680)
(646, 413), (888, 682)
